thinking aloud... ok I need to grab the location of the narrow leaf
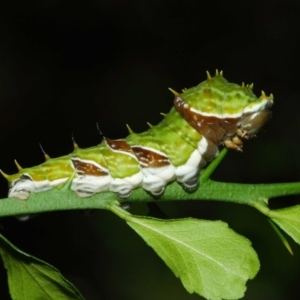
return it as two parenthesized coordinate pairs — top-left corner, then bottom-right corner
(126, 215), (259, 300)
(270, 205), (300, 245)
(268, 219), (293, 255)
(0, 233), (85, 300)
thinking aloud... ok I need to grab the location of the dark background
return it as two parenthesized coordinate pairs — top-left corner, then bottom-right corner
(1, 1), (300, 299)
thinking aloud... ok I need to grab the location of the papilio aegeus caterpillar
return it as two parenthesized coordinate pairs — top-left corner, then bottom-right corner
(1, 70), (273, 201)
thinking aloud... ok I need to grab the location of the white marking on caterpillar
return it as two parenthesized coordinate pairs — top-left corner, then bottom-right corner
(109, 171), (143, 197)
(141, 164), (176, 194)
(190, 106), (242, 119)
(71, 174), (112, 197)
(175, 149), (201, 183)
(189, 99), (273, 119)
(198, 137), (208, 155)
(9, 175), (68, 200)
(198, 137), (219, 162)
(243, 100), (273, 114)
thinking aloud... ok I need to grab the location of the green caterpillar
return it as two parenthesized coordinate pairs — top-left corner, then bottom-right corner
(1, 71), (273, 201)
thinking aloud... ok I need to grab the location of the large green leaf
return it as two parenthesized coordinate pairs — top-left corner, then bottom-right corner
(0, 233), (85, 300)
(270, 205), (300, 245)
(126, 215), (259, 300)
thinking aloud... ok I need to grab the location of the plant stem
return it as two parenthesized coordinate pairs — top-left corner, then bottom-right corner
(0, 179), (300, 218)
(200, 148), (228, 182)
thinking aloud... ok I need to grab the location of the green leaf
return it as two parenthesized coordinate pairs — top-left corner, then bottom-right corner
(125, 215), (259, 300)
(0, 233), (85, 300)
(269, 205), (300, 245)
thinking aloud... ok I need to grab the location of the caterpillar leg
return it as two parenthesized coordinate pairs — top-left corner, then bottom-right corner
(74, 189), (95, 198)
(15, 214), (38, 222)
(149, 187), (165, 197)
(181, 175), (199, 192)
(116, 190), (132, 198)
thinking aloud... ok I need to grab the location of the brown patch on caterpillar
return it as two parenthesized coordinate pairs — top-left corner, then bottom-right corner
(201, 139), (220, 162)
(71, 158), (108, 176)
(174, 96), (232, 142)
(174, 96), (245, 150)
(174, 96), (271, 151)
(105, 138), (133, 153)
(131, 146), (170, 168)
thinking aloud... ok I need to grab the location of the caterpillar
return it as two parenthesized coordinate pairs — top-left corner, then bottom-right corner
(1, 71), (273, 201)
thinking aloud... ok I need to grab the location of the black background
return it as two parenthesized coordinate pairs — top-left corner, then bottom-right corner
(1, 1), (300, 299)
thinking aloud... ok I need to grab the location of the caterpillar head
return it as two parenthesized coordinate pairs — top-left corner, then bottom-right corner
(173, 70), (273, 151)
(237, 108), (272, 139)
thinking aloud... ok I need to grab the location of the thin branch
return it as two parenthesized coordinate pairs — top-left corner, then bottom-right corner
(0, 177), (300, 218)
